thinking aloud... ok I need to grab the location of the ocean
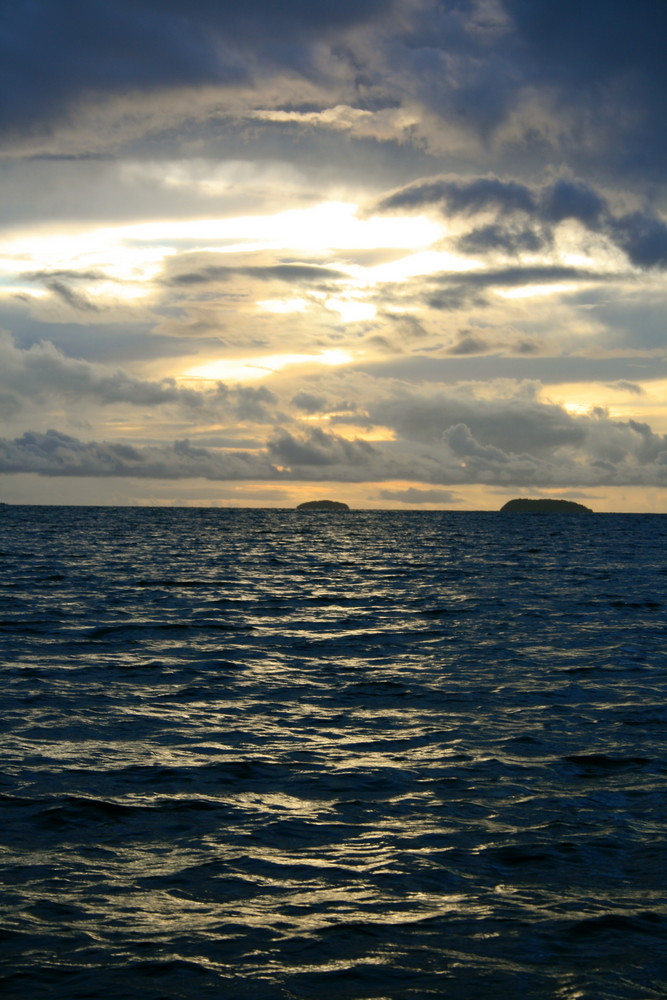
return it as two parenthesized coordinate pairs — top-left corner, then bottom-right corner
(0, 505), (665, 999)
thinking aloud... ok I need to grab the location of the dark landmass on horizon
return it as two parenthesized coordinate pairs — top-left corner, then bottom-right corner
(501, 498), (593, 514)
(296, 500), (351, 511)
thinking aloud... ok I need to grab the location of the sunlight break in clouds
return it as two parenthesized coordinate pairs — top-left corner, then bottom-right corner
(184, 349), (355, 383)
(122, 203), (441, 254)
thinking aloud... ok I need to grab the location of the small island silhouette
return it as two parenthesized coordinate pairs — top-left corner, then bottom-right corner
(501, 498), (593, 514)
(296, 500), (350, 511)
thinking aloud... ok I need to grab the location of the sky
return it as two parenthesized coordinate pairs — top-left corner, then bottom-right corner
(1, 0), (667, 510)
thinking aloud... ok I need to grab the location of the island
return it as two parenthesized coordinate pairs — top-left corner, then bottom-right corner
(296, 500), (350, 511)
(500, 498), (593, 514)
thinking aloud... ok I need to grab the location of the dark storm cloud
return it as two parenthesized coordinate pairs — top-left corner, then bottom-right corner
(376, 176), (537, 216)
(456, 223), (546, 256)
(439, 264), (598, 288)
(607, 212), (667, 269)
(540, 178), (606, 225)
(504, 0), (664, 86)
(398, 1), (667, 177)
(377, 174), (606, 224)
(3, 0), (666, 189)
(503, 0), (667, 172)
(0, 0), (395, 133)
(376, 174), (667, 269)
(169, 264), (345, 286)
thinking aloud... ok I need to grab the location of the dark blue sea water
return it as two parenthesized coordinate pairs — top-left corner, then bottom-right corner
(1, 506), (666, 999)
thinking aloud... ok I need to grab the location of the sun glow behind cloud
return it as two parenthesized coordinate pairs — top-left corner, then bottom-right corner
(183, 348), (355, 383)
(0, 228), (174, 288)
(122, 202), (442, 253)
(0, 200), (446, 315)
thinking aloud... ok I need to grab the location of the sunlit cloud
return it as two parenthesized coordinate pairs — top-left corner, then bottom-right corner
(325, 298), (377, 322)
(122, 202), (441, 253)
(497, 282), (584, 299)
(257, 298), (309, 314)
(183, 348), (355, 383)
(363, 250), (482, 284)
(0, 228), (173, 298)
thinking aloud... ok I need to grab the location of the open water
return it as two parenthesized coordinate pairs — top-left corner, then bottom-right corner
(0, 505), (666, 999)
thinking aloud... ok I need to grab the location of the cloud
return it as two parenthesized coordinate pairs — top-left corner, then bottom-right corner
(0, 0), (400, 135)
(0, 332), (282, 421)
(422, 262), (604, 312)
(384, 1), (667, 177)
(0, 429), (277, 479)
(436, 264), (599, 288)
(3, 407), (666, 489)
(375, 175), (537, 216)
(2, 359), (667, 490)
(44, 280), (101, 313)
(503, 0), (667, 173)
(540, 178), (606, 225)
(608, 212), (667, 268)
(291, 391), (328, 413)
(609, 381), (643, 395)
(375, 173), (667, 269)
(169, 263), (345, 286)
(268, 427), (375, 468)
(233, 384), (278, 421)
(447, 332), (491, 355)
(3, 0), (666, 192)
(456, 223), (547, 255)
(368, 385), (585, 454)
(0, 333), (202, 407)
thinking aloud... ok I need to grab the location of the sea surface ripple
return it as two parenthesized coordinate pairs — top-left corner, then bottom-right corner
(0, 507), (666, 999)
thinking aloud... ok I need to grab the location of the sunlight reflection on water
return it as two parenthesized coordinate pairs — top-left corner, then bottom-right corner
(0, 507), (666, 998)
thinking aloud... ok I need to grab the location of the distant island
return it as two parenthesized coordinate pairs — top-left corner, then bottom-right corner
(500, 498), (593, 514)
(296, 500), (350, 511)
